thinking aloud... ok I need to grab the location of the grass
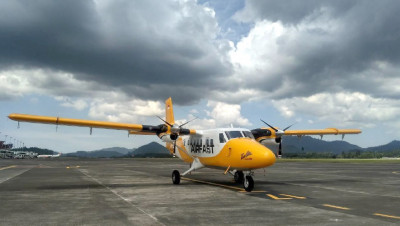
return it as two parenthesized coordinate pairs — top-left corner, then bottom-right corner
(277, 158), (400, 164)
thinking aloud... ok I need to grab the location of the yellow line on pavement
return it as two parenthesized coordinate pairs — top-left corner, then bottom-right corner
(182, 177), (245, 191)
(279, 194), (307, 199)
(374, 213), (400, 220)
(267, 194), (292, 200)
(322, 204), (351, 210)
(0, 165), (16, 171)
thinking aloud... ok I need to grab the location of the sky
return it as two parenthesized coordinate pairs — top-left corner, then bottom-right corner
(1, 0), (400, 153)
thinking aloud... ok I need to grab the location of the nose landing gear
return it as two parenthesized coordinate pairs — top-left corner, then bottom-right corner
(243, 171), (254, 192)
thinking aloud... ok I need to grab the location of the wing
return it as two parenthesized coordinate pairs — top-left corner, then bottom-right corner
(284, 128), (361, 136)
(251, 127), (361, 142)
(8, 113), (167, 135)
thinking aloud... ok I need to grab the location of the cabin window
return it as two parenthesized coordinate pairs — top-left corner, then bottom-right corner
(206, 139), (209, 146)
(219, 133), (226, 143)
(210, 139), (214, 146)
(225, 131), (243, 140)
(242, 131), (255, 139)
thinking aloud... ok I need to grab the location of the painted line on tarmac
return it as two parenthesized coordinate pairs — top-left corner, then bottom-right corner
(78, 169), (166, 226)
(373, 213), (400, 220)
(182, 177), (245, 192)
(0, 165), (16, 171)
(279, 194), (307, 199)
(392, 171), (399, 174)
(267, 194), (292, 200)
(322, 204), (351, 210)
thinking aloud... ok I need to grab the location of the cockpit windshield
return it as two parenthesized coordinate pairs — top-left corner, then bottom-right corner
(225, 131), (243, 140)
(242, 131), (255, 139)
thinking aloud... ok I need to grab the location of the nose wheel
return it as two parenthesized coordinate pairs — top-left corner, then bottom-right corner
(243, 171), (254, 192)
(172, 170), (181, 184)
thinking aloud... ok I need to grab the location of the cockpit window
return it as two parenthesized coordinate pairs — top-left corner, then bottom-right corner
(242, 131), (255, 139)
(225, 131), (243, 140)
(219, 133), (226, 143)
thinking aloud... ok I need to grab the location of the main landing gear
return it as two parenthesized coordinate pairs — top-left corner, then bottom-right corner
(172, 169), (254, 192)
(172, 170), (181, 184)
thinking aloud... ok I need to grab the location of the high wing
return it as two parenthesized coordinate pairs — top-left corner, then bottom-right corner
(283, 128), (361, 136)
(8, 113), (167, 135)
(252, 126), (361, 141)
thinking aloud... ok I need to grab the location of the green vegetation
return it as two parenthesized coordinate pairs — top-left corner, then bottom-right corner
(282, 149), (400, 160)
(277, 158), (400, 163)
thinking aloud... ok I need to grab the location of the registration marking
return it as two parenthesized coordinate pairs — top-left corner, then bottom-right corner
(322, 204), (351, 210)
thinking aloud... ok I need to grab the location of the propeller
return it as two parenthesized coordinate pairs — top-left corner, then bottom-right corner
(260, 119), (295, 158)
(157, 116), (197, 139)
(156, 116), (197, 154)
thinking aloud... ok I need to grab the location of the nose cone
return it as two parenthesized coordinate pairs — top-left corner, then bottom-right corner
(227, 138), (276, 169)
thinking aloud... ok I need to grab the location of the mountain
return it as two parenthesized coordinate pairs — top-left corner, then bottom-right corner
(366, 140), (400, 152)
(66, 147), (135, 158)
(282, 136), (362, 154)
(65, 143), (169, 158)
(132, 142), (170, 158)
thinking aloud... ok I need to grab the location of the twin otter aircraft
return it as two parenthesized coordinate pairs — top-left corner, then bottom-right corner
(9, 98), (361, 192)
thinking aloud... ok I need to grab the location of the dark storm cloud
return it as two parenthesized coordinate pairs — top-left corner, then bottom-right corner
(236, 0), (400, 100)
(0, 0), (233, 104)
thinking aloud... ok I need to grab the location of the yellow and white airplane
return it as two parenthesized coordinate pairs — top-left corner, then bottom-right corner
(8, 98), (361, 192)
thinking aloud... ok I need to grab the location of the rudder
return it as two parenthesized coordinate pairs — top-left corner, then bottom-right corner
(165, 97), (175, 125)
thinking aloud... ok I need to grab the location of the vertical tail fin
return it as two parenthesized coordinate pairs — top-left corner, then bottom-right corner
(165, 97), (175, 125)
(165, 97), (175, 155)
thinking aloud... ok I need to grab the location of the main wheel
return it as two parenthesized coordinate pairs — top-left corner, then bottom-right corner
(243, 176), (254, 192)
(234, 171), (244, 183)
(172, 170), (181, 185)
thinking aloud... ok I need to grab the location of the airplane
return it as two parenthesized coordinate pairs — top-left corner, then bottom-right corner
(8, 97), (361, 192)
(37, 153), (62, 158)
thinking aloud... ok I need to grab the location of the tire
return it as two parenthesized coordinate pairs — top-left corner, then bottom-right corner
(172, 170), (181, 185)
(243, 176), (254, 192)
(234, 171), (244, 183)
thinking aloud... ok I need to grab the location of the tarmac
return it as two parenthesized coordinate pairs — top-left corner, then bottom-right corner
(0, 158), (399, 225)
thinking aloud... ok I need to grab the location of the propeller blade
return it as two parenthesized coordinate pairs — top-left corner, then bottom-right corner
(179, 116), (198, 128)
(260, 119), (278, 132)
(157, 116), (173, 127)
(283, 123), (296, 131)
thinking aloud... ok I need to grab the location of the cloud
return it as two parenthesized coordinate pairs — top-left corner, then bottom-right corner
(184, 100), (251, 130)
(272, 92), (400, 127)
(2, 0), (400, 132)
(0, 0), (233, 104)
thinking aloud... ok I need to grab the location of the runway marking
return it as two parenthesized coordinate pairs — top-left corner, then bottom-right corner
(182, 177), (245, 192)
(279, 194), (306, 199)
(373, 213), (400, 220)
(0, 165), (16, 170)
(239, 190), (267, 193)
(267, 194), (292, 200)
(392, 171), (399, 174)
(78, 169), (165, 226)
(322, 204), (351, 210)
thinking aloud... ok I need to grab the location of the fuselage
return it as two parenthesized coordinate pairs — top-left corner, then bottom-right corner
(161, 128), (276, 171)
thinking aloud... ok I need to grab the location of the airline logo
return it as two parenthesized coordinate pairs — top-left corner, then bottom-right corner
(241, 151), (253, 160)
